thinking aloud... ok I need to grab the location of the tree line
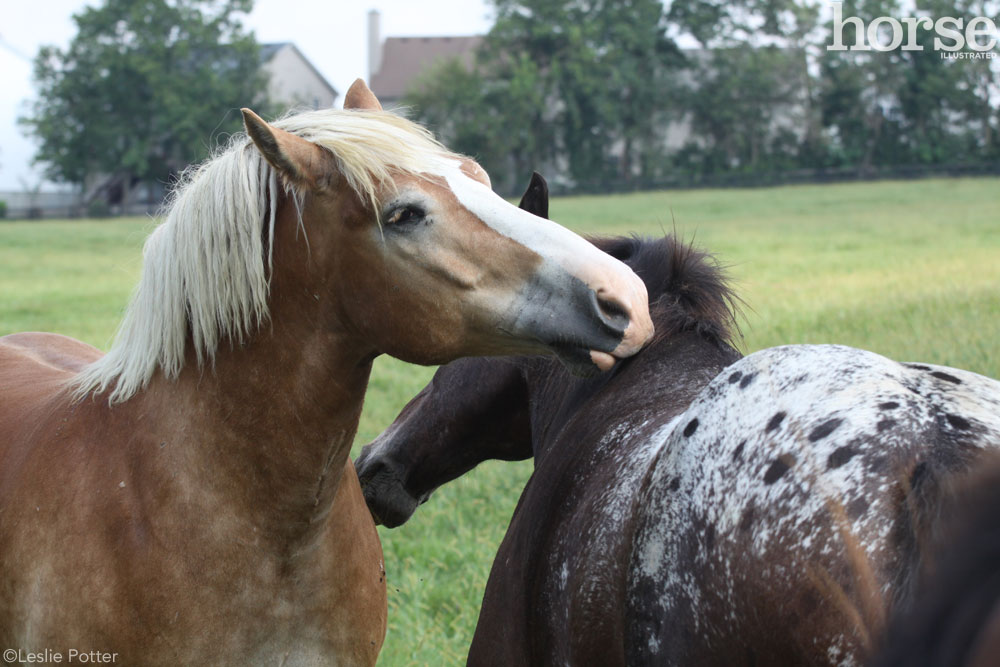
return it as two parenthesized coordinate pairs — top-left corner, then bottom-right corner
(406, 0), (1000, 194)
(17, 0), (999, 203)
(19, 0), (266, 212)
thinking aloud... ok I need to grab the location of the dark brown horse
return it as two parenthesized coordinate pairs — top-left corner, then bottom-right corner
(873, 454), (1000, 667)
(0, 85), (653, 665)
(356, 174), (1000, 665)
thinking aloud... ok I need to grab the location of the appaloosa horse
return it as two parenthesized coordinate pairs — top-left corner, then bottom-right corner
(356, 174), (1000, 665)
(0, 84), (652, 666)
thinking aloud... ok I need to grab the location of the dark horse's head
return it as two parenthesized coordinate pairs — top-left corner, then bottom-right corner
(355, 173), (741, 527)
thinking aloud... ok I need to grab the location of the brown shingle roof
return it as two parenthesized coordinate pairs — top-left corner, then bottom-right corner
(371, 36), (482, 102)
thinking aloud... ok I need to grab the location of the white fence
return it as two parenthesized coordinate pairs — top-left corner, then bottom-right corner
(0, 191), (160, 219)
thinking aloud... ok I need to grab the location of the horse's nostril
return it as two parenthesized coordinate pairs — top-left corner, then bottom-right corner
(355, 454), (384, 489)
(597, 296), (630, 331)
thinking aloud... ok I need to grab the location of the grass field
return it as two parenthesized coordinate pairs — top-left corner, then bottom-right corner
(1, 177), (998, 664)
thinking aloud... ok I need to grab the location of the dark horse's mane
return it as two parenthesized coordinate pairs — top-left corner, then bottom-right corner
(591, 235), (743, 351)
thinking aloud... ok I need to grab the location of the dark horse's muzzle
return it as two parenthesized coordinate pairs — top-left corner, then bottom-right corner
(355, 448), (423, 528)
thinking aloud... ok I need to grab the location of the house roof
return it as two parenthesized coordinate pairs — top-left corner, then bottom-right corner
(371, 36), (482, 101)
(259, 42), (288, 61)
(260, 42), (338, 99)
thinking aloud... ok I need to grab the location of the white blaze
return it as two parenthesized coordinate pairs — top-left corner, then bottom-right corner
(443, 169), (636, 292)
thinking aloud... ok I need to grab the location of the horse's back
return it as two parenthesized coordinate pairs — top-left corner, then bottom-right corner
(0, 332), (102, 464)
(626, 344), (1000, 665)
(0, 332), (103, 375)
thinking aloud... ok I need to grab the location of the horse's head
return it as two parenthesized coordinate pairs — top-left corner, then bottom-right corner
(356, 355), (533, 527)
(241, 80), (653, 375)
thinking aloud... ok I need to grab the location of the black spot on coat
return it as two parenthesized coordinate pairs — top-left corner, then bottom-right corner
(946, 414), (971, 431)
(764, 457), (791, 484)
(733, 440), (746, 461)
(766, 412), (786, 433)
(828, 446), (856, 469)
(683, 418), (699, 437)
(809, 418), (843, 442)
(739, 373), (756, 389)
(931, 371), (961, 384)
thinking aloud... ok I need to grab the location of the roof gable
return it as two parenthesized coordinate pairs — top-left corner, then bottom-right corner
(370, 36), (482, 101)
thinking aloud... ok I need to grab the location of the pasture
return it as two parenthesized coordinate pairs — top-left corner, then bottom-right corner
(1, 177), (998, 664)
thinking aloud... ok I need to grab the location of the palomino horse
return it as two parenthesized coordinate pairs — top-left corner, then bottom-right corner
(0, 85), (652, 665)
(356, 174), (1000, 665)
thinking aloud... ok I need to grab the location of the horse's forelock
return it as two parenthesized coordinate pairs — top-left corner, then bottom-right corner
(273, 108), (464, 218)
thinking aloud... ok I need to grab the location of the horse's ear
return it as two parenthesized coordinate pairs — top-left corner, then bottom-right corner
(344, 79), (383, 111)
(517, 172), (549, 219)
(241, 108), (335, 189)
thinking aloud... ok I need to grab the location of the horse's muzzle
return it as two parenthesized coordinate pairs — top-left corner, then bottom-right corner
(514, 269), (653, 376)
(355, 450), (421, 528)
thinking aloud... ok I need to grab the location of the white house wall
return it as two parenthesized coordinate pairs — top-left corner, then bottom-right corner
(263, 45), (337, 112)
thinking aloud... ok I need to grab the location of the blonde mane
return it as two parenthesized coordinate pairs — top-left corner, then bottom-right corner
(73, 108), (462, 404)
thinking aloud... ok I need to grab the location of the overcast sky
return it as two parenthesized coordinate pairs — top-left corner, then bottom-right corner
(0, 0), (494, 191)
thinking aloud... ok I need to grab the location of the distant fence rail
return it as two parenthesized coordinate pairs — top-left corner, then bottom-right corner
(0, 191), (159, 220)
(0, 191), (82, 219)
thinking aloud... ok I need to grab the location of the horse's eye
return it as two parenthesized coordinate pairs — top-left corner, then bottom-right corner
(386, 205), (424, 227)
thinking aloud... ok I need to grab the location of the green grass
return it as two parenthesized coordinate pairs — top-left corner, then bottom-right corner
(1, 177), (998, 664)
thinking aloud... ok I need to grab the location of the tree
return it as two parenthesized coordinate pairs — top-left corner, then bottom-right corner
(406, 53), (554, 195)
(819, 0), (998, 169)
(902, 0), (1000, 163)
(666, 0), (821, 48)
(20, 0), (267, 207)
(677, 46), (809, 176)
(666, 0), (826, 177)
(406, 0), (683, 193)
(487, 0), (684, 189)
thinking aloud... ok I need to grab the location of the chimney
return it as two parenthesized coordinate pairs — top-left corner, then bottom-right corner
(368, 10), (382, 80)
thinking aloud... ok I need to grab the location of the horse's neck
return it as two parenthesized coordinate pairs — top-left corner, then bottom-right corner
(532, 332), (739, 459)
(139, 309), (374, 551)
(641, 333), (741, 416)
